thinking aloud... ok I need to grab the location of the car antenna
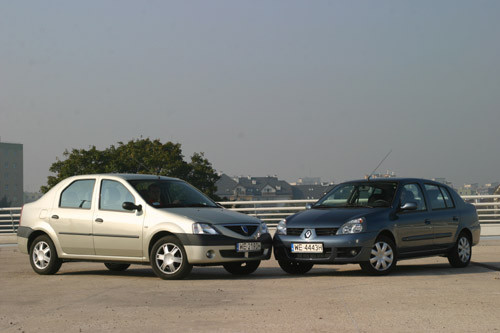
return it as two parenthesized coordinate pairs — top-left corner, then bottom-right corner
(367, 150), (392, 180)
(126, 154), (154, 175)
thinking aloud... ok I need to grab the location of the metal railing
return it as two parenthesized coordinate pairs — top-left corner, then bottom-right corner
(219, 195), (500, 227)
(1, 194), (498, 234)
(0, 207), (22, 234)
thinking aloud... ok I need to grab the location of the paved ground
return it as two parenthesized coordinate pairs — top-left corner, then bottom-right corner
(1, 240), (499, 333)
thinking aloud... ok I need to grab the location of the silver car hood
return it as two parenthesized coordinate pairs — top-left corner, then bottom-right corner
(164, 207), (261, 225)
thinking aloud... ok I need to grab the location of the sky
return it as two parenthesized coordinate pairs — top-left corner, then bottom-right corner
(1, 1), (499, 192)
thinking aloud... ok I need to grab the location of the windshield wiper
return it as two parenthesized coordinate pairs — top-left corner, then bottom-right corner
(312, 204), (333, 209)
(185, 203), (218, 208)
(338, 203), (373, 208)
(164, 203), (217, 208)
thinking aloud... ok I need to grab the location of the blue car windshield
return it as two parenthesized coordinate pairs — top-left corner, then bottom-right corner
(128, 180), (218, 208)
(314, 182), (397, 208)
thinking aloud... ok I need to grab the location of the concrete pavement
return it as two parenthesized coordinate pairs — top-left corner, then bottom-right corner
(1, 239), (499, 332)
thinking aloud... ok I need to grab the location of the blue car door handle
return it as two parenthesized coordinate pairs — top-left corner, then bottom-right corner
(453, 216), (459, 221)
(424, 219), (431, 225)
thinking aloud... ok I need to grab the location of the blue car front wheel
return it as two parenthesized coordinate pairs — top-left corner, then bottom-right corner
(360, 236), (397, 275)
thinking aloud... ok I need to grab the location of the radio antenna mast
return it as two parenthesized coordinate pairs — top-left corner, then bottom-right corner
(367, 150), (392, 180)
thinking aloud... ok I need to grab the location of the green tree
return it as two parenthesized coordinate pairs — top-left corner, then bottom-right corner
(41, 139), (220, 198)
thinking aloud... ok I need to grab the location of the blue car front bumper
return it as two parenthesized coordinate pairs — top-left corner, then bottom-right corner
(273, 232), (378, 264)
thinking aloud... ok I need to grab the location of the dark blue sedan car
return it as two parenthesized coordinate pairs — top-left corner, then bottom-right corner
(273, 178), (480, 275)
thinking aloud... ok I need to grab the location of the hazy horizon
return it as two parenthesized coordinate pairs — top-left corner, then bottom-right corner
(1, 1), (499, 192)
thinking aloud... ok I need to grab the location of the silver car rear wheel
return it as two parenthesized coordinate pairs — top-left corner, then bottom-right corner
(29, 235), (62, 275)
(33, 241), (51, 270)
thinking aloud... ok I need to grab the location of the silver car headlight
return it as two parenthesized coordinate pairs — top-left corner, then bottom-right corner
(276, 219), (287, 235)
(336, 218), (365, 235)
(192, 223), (219, 235)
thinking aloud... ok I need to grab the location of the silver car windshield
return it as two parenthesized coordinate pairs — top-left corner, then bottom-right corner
(314, 182), (397, 208)
(128, 180), (218, 208)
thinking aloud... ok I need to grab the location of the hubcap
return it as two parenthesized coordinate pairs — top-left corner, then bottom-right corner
(155, 243), (183, 274)
(32, 241), (51, 270)
(369, 241), (394, 271)
(458, 237), (471, 263)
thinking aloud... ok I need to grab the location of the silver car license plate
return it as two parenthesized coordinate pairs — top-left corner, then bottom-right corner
(236, 242), (261, 252)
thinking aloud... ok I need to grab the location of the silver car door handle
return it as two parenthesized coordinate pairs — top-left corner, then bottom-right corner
(51, 215), (59, 219)
(95, 218), (104, 223)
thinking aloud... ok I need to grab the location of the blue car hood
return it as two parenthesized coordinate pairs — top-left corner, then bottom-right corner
(286, 207), (385, 227)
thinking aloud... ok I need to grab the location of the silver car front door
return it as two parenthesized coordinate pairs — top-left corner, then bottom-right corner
(92, 179), (144, 258)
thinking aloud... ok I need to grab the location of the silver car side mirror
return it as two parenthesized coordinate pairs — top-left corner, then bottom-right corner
(122, 202), (143, 212)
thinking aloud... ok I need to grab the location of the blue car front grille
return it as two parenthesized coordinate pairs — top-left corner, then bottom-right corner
(286, 228), (338, 236)
(286, 228), (303, 236)
(315, 228), (338, 236)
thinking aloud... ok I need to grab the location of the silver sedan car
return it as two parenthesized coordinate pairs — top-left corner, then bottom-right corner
(17, 174), (271, 279)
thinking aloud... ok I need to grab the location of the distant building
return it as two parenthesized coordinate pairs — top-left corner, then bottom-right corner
(367, 170), (396, 179)
(0, 142), (23, 207)
(291, 184), (335, 200)
(24, 191), (43, 204)
(215, 174), (293, 201)
(457, 187), (476, 196)
(463, 183), (479, 191)
(476, 182), (500, 195)
(296, 177), (322, 185)
(432, 178), (454, 188)
(485, 182), (500, 189)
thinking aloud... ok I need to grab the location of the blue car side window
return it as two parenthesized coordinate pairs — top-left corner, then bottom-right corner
(424, 184), (447, 210)
(401, 184), (427, 211)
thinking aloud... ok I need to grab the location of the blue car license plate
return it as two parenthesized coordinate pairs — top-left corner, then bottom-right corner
(291, 243), (323, 253)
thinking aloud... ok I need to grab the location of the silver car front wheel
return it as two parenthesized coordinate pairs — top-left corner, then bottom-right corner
(150, 236), (192, 280)
(156, 243), (183, 274)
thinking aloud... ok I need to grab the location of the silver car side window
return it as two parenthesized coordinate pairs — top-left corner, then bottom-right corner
(100, 180), (135, 211)
(59, 179), (96, 209)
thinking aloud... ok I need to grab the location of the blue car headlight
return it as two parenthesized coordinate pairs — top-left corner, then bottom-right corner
(276, 219), (287, 235)
(336, 218), (365, 235)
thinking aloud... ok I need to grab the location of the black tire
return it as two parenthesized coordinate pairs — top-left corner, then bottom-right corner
(278, 260), (314, 275)
(29, 235), (62, 275)
(150, 236), (192, 280)
(223, 260), (261, 275)
(104, 263), (131, 272)
(360, 235), (397, 276)
(448, 232), (472, 268)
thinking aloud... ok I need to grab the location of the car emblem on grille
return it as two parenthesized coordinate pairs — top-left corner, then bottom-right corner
(304, 230), (312, 238)
(241, 225), (249, 235)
